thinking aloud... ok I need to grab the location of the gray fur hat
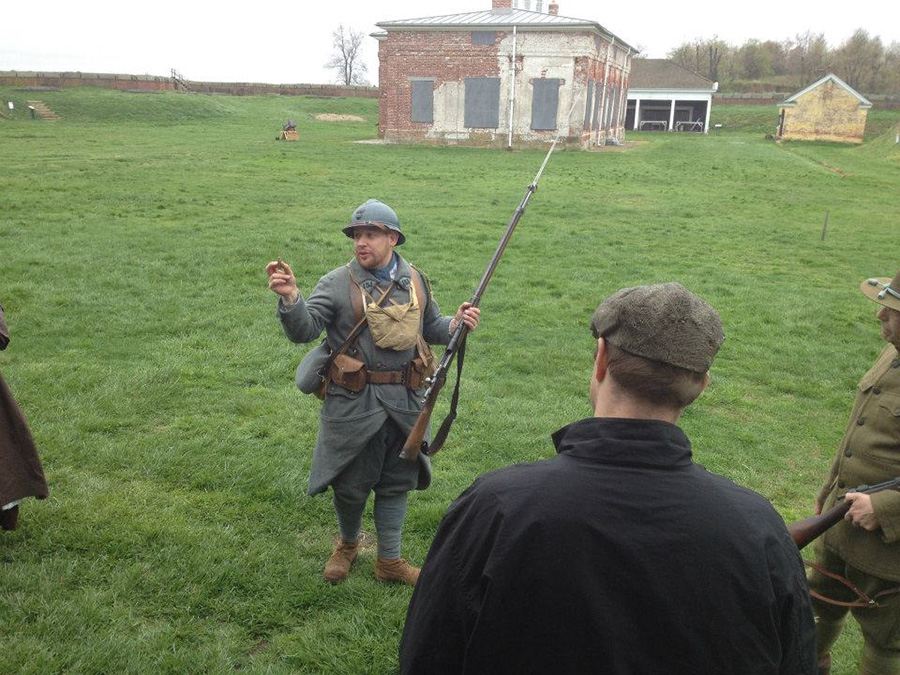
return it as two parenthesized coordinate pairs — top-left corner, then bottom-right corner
(342, 199), (405, 245)
(591, 282), (724, 373)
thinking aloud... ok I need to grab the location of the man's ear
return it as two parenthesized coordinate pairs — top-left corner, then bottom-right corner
(594, 337), (609, 383)
(388, 231), (399, 246)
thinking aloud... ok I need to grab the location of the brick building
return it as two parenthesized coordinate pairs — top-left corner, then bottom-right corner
(776, 73), (871, 144)
(374, 0), (635, 149)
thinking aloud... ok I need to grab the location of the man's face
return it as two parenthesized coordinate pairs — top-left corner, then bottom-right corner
(353, 226), (397, 270)
(878, 305), (900, 349)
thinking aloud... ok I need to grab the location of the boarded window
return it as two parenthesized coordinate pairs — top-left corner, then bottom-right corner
(531, 78), (561, 130)
(592, 83), (602, 130)
(584, 80), (594, 130)
(464, 78), (500, 129)
(411, 79), (434, 123)
(472, 31), (496, 46)
(610, 84), (620, 127)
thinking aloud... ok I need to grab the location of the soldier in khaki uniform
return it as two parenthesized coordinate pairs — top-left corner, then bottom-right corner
(811, 270), (900, 675)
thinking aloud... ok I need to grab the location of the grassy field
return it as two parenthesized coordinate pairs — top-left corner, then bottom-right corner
(1, 87), (899, 674)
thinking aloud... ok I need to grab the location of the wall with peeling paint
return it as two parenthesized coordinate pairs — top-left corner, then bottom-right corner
(779, 80), (869, 144)
(377, 28), (631, 149)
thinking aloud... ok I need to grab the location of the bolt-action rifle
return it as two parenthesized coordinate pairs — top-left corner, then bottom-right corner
(787, 476), (900, 550)
(398, 123), (574, 463)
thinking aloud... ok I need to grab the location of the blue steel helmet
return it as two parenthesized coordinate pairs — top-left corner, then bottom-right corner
(342, 199), (405, 245)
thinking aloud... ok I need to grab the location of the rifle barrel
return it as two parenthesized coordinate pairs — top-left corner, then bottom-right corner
(399, 94), (584, 462)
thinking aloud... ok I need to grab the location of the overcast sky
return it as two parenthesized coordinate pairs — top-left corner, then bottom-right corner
(3, 0), (898, 85)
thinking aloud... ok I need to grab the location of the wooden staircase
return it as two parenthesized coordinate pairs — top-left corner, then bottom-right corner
(26, 100), (59, 121)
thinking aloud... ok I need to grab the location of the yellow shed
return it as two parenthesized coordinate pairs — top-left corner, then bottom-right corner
(777, 73), (872, 144)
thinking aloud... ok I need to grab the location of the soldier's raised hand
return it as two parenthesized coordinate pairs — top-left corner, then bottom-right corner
(266, 259), (299, 306)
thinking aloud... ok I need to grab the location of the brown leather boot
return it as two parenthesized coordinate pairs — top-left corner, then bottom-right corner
(374, 557), (420, 585)
(817, 654), (831, 675)
(323, 540), (359, 584)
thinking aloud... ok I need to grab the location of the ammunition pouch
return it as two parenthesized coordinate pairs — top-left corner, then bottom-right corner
(406, 339), (436, 390)
(329, 353), (367, 392)
(327, 349), (435, 393)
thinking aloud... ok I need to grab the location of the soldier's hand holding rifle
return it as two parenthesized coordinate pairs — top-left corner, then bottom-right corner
(266, 258), (299, 306)
(449, 303), (481, 334)
(844, 492), (878, 530)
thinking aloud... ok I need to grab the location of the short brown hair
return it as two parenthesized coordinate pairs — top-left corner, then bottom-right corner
(604, 342), (708, 409)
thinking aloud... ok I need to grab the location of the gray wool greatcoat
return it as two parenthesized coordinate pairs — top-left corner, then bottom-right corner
(278, 256), (452, 496)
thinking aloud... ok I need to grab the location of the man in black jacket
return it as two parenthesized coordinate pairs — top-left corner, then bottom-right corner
(400, 282), (816, 675)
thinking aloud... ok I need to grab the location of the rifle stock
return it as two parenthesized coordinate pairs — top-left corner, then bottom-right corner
(788, 501), (852, 550)
(787, 476), (900, 550)
(399, 376), (444, 461)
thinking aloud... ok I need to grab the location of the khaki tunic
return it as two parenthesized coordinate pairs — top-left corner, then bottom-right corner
(278, 256), (452, 496)
(817, 344), (900, 581)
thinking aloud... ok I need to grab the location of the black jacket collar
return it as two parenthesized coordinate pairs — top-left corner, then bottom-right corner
(551, 417), (693, 468)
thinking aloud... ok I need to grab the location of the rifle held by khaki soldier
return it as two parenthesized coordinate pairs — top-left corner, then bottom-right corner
(788, 476), (900, 550)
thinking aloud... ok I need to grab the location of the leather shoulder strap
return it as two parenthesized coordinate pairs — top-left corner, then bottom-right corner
(410, 264), (430, 312)
(346, 264), (366, 323)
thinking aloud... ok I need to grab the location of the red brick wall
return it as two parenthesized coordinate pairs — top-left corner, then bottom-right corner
(378, 30), (506, 139)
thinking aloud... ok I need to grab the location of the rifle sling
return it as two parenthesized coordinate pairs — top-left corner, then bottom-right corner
(426, 335), (466, 456)
(805, 559), (900, 609)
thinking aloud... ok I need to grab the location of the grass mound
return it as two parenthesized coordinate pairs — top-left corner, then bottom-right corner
(0, 86), (378, 126)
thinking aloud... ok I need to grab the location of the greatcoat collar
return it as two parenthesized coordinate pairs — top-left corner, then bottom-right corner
(348, 254), (414, 294)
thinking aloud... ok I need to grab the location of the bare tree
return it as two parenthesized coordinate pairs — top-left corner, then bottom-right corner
(833, 29), (885, 92)
(668, 37), (729, 83)
(787, 32), (830, 88)
(326, 25), (369, 85)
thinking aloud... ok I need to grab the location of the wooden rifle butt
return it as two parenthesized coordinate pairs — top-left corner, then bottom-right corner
(788, 500), (851, 550)
(400, 394), (439, 462)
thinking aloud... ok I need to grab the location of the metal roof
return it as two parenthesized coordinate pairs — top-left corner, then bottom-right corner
(376, 9), (634, 50)
(628, 59), (715, 91)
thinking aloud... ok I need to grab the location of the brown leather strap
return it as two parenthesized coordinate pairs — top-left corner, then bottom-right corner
(348, 266), (365, 323)
(323, 281), (397, 386)
(805, 559), (900, 609)
(366, 370), (406, 384)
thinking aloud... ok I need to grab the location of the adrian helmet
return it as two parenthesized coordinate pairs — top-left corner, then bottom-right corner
(342, 199), (405, 245)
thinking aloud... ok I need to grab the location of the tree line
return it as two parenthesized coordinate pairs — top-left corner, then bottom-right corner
(665, 29), (900, 95)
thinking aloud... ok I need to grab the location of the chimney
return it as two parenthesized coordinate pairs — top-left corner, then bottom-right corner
(548, 2), (559, 14)
(492, 0), (513, 8)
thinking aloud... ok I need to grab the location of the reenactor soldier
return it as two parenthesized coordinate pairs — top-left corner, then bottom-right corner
(265, 199), (479, 585)
(0, 303), (49, 531)
(810, 270), (900, 675)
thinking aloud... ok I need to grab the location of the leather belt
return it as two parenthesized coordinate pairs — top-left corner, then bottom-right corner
(366, 369), (406, 384)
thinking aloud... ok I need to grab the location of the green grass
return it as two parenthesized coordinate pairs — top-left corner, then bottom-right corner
(2, 87), (899, 673)
(711, 103), (900, 140)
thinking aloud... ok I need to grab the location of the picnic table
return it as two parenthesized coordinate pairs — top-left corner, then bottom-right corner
(639, 120), (667, 131)
(675, 120), (704, 132)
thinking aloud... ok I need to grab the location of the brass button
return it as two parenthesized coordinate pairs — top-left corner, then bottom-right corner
(874, 387), (882, 395)
(844, 449), (853, 457)
(857, 419), (865, 426)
